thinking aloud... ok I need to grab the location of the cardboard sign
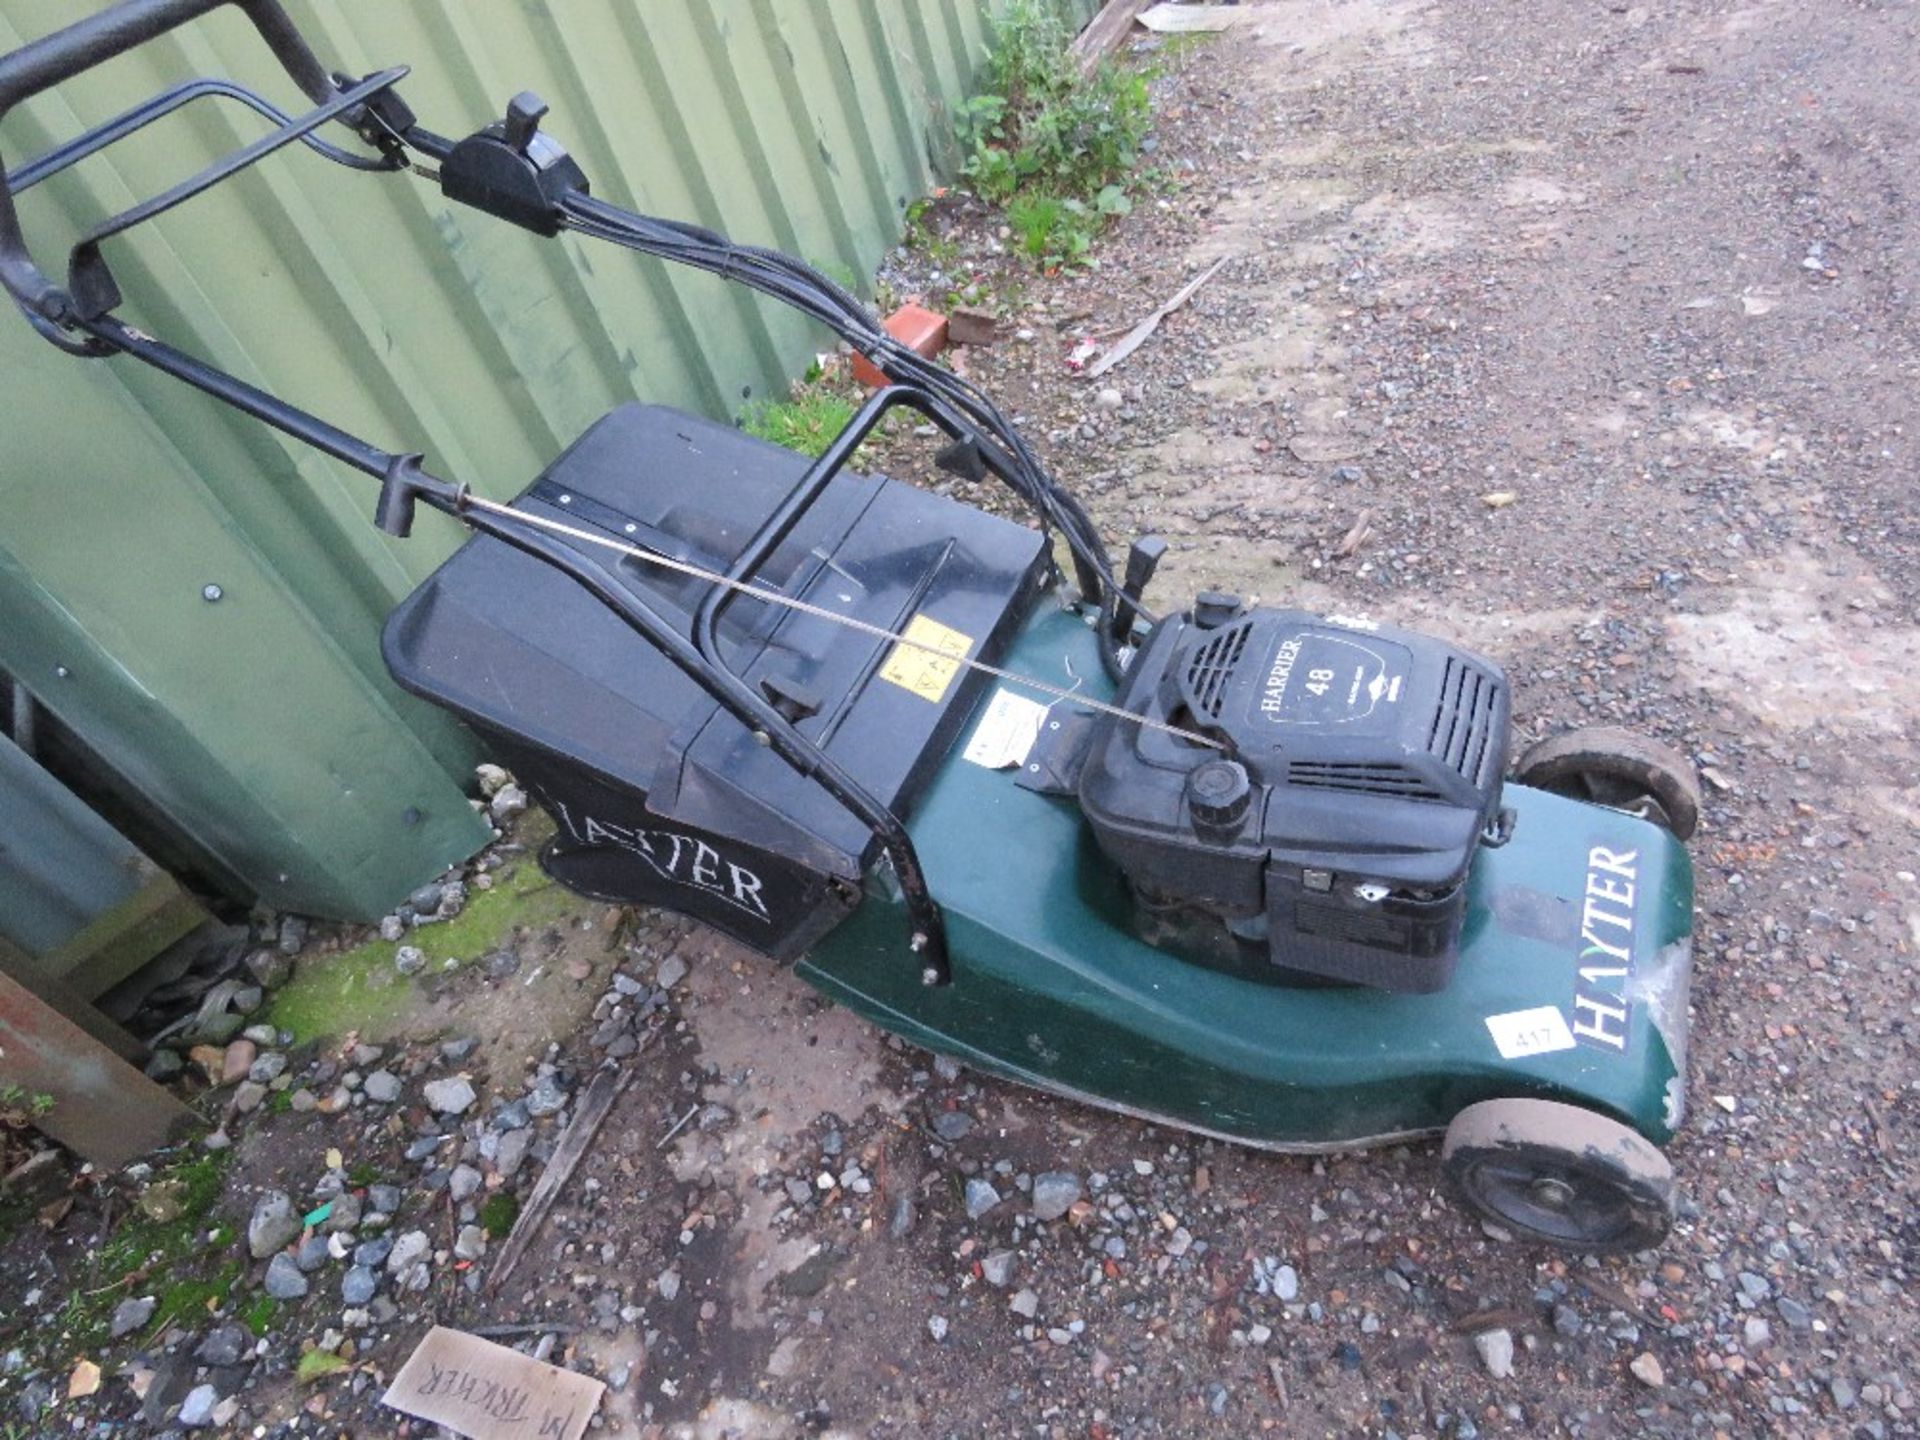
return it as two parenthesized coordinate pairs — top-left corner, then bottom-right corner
(382, 1326), (604, 1440)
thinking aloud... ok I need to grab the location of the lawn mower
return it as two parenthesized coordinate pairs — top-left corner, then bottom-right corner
(2, 0), (1704, 1252)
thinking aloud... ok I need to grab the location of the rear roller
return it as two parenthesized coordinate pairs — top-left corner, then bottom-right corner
(1442, 1098), (1674, 1253)
(1514, 726), (1702, 841)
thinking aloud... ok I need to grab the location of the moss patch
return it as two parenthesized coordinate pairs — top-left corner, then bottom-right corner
(243, 1293), (278, 1336)
(478, 1192), (520, 1237)
(265, 843), (582, 1045)
(146, 1257), (244, 1340)
(56, 1151), (236, 1353)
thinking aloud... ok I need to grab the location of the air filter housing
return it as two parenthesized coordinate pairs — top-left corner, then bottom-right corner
(1077, 602), (1511, 992)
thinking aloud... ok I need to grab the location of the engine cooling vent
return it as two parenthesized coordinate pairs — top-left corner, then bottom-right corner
(1427, 658), (1499, 783)
(1287, 760), (1446, 802)
(1181, 621), (1253, 721)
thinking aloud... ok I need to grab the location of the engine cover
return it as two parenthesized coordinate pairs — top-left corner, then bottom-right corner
(1077, 602), (1511, 992)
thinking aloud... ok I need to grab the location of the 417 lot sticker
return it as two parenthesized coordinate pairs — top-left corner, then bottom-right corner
(1484, 1006), (1578, 1061)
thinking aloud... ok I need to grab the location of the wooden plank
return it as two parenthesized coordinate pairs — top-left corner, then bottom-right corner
(1068, 0), (1153, 76)
(0, 939), (145, 1064)
(0, 969), (196, 1168)
(487, 1059), (638, 1291)
(43, 867), (207, 1001)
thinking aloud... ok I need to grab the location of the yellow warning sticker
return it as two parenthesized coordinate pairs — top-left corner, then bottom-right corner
(879, 614), (973, 703)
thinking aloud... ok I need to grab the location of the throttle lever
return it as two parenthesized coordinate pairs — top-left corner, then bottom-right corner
(503, 90), (547, 154)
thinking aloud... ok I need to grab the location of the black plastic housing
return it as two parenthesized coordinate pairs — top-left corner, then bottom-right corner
(384, 404), (1049, 959)
(439, 99), (586, 235)
(1079, 604), (1511, 992)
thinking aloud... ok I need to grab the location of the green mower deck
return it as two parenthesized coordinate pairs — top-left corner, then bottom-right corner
(801, 604), (1694, 1152)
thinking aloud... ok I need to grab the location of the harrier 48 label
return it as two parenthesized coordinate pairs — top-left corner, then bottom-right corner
(1245, 629), (1410, 730)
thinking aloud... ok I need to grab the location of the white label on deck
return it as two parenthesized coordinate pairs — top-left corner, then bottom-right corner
(963, 689), (1048, 770)
(1484, 1005), (1578, 1061)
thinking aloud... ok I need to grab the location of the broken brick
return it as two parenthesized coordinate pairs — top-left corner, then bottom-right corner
(947, 305), (1001, 347)
(852, 302), (948, 387)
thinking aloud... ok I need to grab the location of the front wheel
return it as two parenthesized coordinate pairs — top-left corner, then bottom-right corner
(1442, 1098), (1674, 1253)
(1513, 726), (1702, 841)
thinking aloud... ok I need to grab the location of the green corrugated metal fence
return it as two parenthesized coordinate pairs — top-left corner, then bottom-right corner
(0, 731), (145, 958)
(0, 0), (1056, 922)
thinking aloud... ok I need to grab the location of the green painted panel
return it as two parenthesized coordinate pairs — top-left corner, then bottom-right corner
(0, 0), (1008, 920)
(0, 339), (487, 919)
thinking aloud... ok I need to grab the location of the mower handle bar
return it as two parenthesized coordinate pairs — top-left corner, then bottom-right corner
(0, 0), (334, 330)
(1, 0), (964, 981)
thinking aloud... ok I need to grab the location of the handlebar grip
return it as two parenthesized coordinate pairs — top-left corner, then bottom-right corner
(0, 0), (335, 330)
(0, 0), (332, 118)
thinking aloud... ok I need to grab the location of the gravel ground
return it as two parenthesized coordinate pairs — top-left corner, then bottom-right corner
(841, 3), (1919, 1434)
(4, 2), (1916, 1437)
(594, 1), (1920, 1431)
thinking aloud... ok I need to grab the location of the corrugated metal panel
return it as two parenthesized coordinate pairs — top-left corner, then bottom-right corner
(0, 0), (1031, 921)
(0, 726), (206, 994)
(0, 730), (140, 956)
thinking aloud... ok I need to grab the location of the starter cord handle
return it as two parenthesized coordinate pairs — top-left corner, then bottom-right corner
(0, 0), (334, 336)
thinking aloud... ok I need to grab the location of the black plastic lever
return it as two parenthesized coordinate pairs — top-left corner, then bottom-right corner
(503, 91), (547, 153)
(1110, 534), (1167, 644)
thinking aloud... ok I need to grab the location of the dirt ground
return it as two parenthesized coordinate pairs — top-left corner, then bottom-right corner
(5, 1), (1917, 1437)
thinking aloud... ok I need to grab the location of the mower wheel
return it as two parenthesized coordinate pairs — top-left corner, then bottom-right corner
(1442, 1099), (1674, 1254)
(1513, 726), (1702, 840)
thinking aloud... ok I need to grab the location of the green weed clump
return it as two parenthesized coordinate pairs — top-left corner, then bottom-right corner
(0, 1084), (55, 1222)
(956, 0), (1149, 269)
(739, 389), (858, 458)
(0, 1083), (53, 1125)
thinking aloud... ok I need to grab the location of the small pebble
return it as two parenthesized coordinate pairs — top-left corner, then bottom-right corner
(965, 1179), (1002, 1219)
(1475, 1327), (1515, 1379)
